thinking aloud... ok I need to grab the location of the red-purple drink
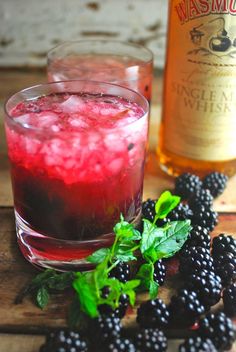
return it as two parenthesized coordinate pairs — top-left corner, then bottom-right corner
(4, 81), (148, 270)
(47, 40), (153, 103)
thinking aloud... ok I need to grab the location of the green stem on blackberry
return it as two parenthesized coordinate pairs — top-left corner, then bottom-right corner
(107, 259), (120, 273)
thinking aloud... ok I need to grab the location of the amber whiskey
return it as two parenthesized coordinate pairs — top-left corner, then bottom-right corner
(157, 0), (236, 176)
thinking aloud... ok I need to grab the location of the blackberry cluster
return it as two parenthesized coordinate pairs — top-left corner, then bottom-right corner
(153, 260), (166, 286)
(203, 172), (228, 198)
(91, 314), (121, 343)
(212, 234), (236, 287)
(167, 203), (193, 221)
(174, 173), (202, 199)
(182, 225), (210, 251)
(191, 205), (218, 232)
(179, 246), (213, 276)
(185, 270), (222, 308)
(189, 188), (213, 209)
(169, 289), (205, 327)
(107, 338), (136, 352)
(110, 262), (130, 283)
(223, 283), (236, 317)
(214, 252), (236, 286)
(199, 312), (235, 351)
(136, 299), (169, 329)
(135, 328), (167, 352)
(178, 337), (217, 352)
(99, 289), (129, 319)
(142, 199), (156, 222)
(212, 234), (236, 259)
(39, 330), (88, 352)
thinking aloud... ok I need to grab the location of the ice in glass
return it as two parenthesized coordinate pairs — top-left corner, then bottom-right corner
(4, 81), (149, 270)
(47, 40), (153, 103)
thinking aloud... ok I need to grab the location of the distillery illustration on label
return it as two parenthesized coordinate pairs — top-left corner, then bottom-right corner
(189, 17), (236, 57)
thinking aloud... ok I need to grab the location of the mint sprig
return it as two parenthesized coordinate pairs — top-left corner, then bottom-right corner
(17, 190), (191, 322)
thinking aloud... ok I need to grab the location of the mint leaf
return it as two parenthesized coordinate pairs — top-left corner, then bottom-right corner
(140, 220), (164, 254)
(87, 248), (111, 264)
(47, 272), (74, 290)
(122, 280), (141, 291)
(36, 286), (49, 309)
(73, 273), (98, 318)
(113, 217), (141, 242)
(149, 281), (159, 299)
(155, 191), (180, 220)
(154, 220), (191, 259)
(136, 263), (158, 299)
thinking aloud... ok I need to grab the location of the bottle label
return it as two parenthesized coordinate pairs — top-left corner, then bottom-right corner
(163, 0), (236, 161)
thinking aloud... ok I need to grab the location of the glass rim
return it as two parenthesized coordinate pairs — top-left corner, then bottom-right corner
(4, 79), (149, 133)
(47, 39), (154, 68)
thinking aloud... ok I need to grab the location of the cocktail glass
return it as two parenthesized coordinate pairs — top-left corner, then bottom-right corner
(4, 80), (149, 270)
(47, 40), (153, 103)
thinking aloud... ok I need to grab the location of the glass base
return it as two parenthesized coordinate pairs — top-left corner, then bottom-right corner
(15, 210), (141, 271)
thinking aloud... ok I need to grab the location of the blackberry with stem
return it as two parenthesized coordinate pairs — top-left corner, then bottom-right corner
(223, 283), (236, 317)
(212, 234), (236, 259)
(178, 337), (217, 352)
(136, 298), (169, 329)
(185, 270), (222, 308)
(174, 173), (202, 199)
(203, 172), (228, 198)
(39, 330), (88, 352)
(169, 289), (205, 327)
(199, 312), (236, 351)
(99, 288), (129, 319)
(135, 328), (168, 352)
(109, 262), (130, 283)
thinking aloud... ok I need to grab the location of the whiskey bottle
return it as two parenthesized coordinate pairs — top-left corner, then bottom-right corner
(157, 0), (236, 176)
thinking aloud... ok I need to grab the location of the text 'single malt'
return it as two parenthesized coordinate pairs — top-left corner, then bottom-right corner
(157, 0), (236, 176)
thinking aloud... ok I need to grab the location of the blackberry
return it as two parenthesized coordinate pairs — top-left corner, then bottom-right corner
(179, 337), (217, 352)
(179, 246), (214, 276)
(39, 330), (88, 352)
(142, 199), (156, 222)
(153, 260), (166, 286)
(212, 234), (236, 259)
(107, 338), (136, 352)
(110, 262), (130, 283)
(167, 203), (193, 221)
(174, 173), (202, 199)
(91, 314), (121, 342)
(214, 252), (236, 286)
(182, 225), (210, 251)
(136, 298), (169, 329)
(191, 205), (218, 232)
(99, 289), (129, 319)
(135, 328), (167, 352)
(203, 172), (228, 198)
(199, 312), (235, 351)
(185, 270), (222, 308)
(223, 283), (236, 317)
(169, 289), (205, 327)
(189, 188), (213, 208)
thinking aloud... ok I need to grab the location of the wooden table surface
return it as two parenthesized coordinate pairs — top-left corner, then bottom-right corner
(0, 69), (236, 351)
